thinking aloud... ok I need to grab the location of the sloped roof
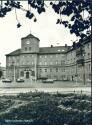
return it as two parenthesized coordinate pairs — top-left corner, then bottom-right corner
(6, 49), (21, 56)
(21, 34), (39, 41)
(39, 46), (70, 54)
(67, 36), (91, 53)
(6, 46), (70, 56)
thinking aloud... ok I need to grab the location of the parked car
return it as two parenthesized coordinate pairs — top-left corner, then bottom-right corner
(2, 78), (12, 83)
(16, 78), (24, 82)
(42, 79), (54, 83)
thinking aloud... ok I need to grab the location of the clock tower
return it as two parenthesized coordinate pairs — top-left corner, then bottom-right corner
(21, 34), (40, 53)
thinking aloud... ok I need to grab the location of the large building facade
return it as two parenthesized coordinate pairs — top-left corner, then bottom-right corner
(6, 34), (91, 84)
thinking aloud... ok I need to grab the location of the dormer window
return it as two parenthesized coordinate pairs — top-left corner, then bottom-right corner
(58, 49), (60, 52)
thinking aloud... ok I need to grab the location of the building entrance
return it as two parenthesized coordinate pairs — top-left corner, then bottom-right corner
(26, 71), (30, 79)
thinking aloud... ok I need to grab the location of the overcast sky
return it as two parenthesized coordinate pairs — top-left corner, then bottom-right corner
(0, 2), (77, 67)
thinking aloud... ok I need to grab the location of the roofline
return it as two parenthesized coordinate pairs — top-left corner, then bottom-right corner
(40, 46), (71, 48)
(21, 34), (40, 41)
(6, 52), (66, 56)
(67, 39), (91, 53)
(21, 37), (40, 41)
(6, 36), (91, 56)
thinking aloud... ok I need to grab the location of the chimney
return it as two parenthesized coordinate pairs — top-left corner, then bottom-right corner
(65, 44), (67, 47)
(51, 45), (53, 48)
(73, 42), (76, 48)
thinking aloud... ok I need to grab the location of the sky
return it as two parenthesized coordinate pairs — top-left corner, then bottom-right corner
(0, 2), (77, 67)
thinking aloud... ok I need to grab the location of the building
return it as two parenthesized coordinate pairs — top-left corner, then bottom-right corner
(6, 34), (91, 84)
(66, 37), (91, 84)
(0, 66), (6, 79)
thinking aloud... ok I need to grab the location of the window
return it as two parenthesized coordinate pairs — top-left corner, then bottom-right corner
(50, 55), (52, 58)
(20, 71), (24, 77)
(25, 47), (27, 51)
(44, 62), (47, 65)
(89, 73), (91, 80)
(50, 69), (52, 72)
(26, 41), (30, 44)
(58, 49), (61, 52)
(87, 43), (89, 49)
(32, 62), (34, 65)
(45, 55), (47, 58)
(61, 60), (65, 65)
(45, 69), (47, 72)
(56, 61), (58, 65)
(63, 68), (65, 72)
(50, 62), (52, 65)
(56, 54), (58, 57)
(39, 62), (42, 65)
(89, 64), (90, 70)
(88, 53), (90, 57)
(56, 68), (58, 72)
(39, 69), (42, 72)
(29, 47), (31, 50)
(62, 68), (65, 72)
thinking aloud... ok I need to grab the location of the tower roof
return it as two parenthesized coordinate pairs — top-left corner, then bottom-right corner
(21, 34), (40, 41)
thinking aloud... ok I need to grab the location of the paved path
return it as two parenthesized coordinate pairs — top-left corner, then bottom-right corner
(0, 87), (91, 96)
(0, 81), (91, 95)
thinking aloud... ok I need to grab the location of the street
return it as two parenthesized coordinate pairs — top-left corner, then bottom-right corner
(0, 80), (91, 95)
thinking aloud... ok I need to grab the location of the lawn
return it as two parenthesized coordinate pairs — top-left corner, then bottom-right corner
(0, 92), (91, 125)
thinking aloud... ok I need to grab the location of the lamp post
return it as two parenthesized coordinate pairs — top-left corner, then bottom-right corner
(12, 61), (16, 82)
(75, 61), (78, 85)
(0, 62), (1, 79)
(83, 53), (85, 85)
(35, 56), (37, 83)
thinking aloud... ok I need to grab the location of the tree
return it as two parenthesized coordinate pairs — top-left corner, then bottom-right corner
(0, 0), (92, 40)
(50, 0), (92, 41)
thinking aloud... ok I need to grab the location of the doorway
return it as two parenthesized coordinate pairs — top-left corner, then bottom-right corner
(26, 71), (29, 79)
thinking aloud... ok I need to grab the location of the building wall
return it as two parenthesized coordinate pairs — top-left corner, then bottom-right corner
(65, 41), (91, 84)
(37, 53), (66, 80)
(6, 35), (91, 84)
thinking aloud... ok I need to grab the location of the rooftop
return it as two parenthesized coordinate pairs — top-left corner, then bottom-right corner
(6, 46), (71, 56)
(21, 34), (40, 41)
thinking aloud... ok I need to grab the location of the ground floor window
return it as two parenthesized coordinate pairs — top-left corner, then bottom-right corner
(20, 71), (24, 77)
(89, 73), (91, 80)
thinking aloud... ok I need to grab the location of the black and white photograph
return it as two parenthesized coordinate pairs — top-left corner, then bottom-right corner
(0, 0), (91, 125)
